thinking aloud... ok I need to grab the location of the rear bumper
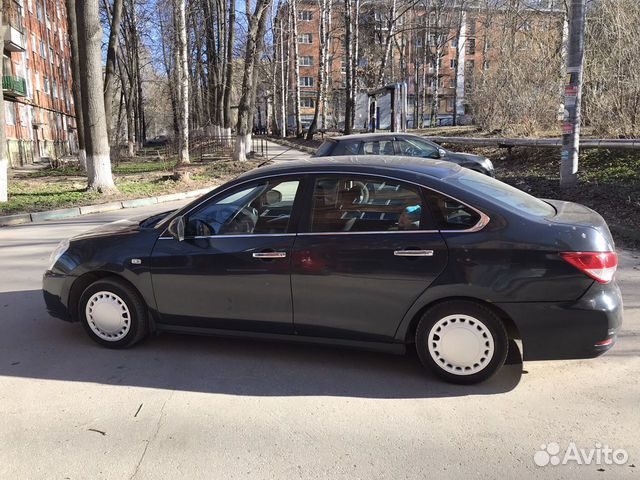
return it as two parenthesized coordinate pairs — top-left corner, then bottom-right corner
(42, 271), (72, 322)
(496, 281), (623, 361)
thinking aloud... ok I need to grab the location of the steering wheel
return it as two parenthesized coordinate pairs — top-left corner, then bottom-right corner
(221, 206), (258, 234)
(351, 181), (370, 204)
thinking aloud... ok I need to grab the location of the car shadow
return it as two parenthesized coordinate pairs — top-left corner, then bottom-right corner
(0, 290), (522, 398)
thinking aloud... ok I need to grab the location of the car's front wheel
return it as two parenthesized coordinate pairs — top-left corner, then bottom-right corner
(415, 300), (508, 384)
(78, 278), (149, 348)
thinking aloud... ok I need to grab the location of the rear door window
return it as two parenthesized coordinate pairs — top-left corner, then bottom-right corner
(310, 175), (426, 232)
(362, 139), (395, 155)
(331, 140), (361, 155)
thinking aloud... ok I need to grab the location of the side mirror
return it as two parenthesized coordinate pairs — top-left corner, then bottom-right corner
(167, 216), (185, 242)
(438, 148), (447, 158)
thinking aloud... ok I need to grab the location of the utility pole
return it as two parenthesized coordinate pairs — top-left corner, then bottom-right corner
(560, 0), (586, 187)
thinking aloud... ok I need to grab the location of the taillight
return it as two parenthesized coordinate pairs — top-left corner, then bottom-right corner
(560, 251), (618, 283)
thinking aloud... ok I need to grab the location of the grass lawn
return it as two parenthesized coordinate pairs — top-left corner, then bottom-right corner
(1, 156), (261, 216)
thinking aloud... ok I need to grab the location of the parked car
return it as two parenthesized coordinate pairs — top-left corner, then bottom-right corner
(43, 157), (621, 384)
(313, 133), (495, 176)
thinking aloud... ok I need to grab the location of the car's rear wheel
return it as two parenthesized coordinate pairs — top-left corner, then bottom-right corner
(78, 278), (148, 348)
(415, 300), (508, 384)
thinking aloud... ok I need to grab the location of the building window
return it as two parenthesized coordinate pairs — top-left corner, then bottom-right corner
(40, 41), (46, 58)
(300, 76), (315, 87)
(449, 78), (455, 88)
(301, 97), (316, 108)
(49, 47), (54, 64)
(416, 37), (423, 48)
(32, 33), (37, 52)
(451, 38), (458, 48)
(43, 76), (50, 95)
(2, 56), (12, 76)
(450, 59), (457, 69)
(466, 38), (476, 55)
(466, 59), (475, 72)
(4, 101), (16, 126)
(298, 10), (313, 21)
(298, 33), (313, 44)
(341, 60), (347, 74)
(299, 56), (313, 67)
(468, 18), (477, 35)
(447, 98), (454, 111)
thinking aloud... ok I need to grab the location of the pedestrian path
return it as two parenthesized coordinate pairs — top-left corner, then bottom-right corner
(263, 140), (312, 163)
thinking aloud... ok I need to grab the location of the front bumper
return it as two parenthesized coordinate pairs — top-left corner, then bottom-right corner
(43, 270), (72, 322)
(496, 281), (623, 361)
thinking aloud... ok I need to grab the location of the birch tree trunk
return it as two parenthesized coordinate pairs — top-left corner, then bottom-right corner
(223, 0), (235, 140)
(174, 0), (190, 165)
(306, 0), (330, 139)
(290, 0), (302, 137)
(0, 7), (7, 202)
(76, 0), (116, 192)
(343, 0), (354, 134)
(65, 0), (86, 172)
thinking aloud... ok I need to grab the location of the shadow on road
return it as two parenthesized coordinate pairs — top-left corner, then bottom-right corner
(0, 290), (522, 398)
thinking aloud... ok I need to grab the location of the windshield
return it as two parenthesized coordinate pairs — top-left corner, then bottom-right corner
(449, 168), (556, 217)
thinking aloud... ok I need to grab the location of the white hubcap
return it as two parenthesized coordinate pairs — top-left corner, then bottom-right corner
(428, 314), (495, 376)
(85, 291), (131, 341)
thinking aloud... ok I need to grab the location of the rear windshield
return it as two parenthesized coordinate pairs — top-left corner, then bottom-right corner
(449, 168), (555, 217)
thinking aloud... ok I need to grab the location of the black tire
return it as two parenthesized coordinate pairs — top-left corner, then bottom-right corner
(78, 278), (149, 348)
(415, 300), (508, 384)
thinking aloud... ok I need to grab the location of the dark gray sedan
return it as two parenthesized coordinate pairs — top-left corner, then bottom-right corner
(313, 133), (495, 176)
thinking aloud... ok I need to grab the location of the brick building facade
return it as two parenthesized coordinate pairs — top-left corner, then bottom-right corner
(3, 0), (76, 166)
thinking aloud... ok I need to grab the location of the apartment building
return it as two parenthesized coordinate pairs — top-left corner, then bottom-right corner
(2, 0), (76, 166)
(275, 0), (561, 131)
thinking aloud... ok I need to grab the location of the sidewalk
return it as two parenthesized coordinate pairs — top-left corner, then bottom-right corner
(264, 140), (312, 163)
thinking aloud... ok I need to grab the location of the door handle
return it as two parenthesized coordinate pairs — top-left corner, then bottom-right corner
(394, 250), (434, 257)
(252, 252), (287, 259)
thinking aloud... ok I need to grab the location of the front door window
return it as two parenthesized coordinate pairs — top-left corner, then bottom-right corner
(185, 179), (300, 237)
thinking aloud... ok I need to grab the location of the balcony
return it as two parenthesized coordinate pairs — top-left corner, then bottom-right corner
(2, 76), (27, 97)
(2, 2), (26, 52)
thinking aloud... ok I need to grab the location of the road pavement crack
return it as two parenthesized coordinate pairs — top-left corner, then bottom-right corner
(130, 392), (173, 480)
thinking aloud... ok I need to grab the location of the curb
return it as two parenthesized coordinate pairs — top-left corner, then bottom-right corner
(0, 186), (216, 227)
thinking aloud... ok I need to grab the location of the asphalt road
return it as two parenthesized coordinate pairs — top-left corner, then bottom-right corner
(0, 200), (639, 479)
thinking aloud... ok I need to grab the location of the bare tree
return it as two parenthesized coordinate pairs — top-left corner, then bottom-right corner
(290, 0), (303, 137)
(76, 0), (116, 192)
(234, 0), (272, 161)
(65, 0), (86, 171)
(174, 0), (189, 165)
(583, 0), (640, 137)
(103, 0), (124, 142)
(223, 0), (236, 139)
(306, 0), (332, 139)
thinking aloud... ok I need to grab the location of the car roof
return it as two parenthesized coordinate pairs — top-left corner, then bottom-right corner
(237, 155), (461, 181)
(325, 132), (422, 142)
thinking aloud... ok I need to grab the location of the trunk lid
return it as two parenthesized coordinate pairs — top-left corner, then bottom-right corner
(544, 199), (615, 252)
